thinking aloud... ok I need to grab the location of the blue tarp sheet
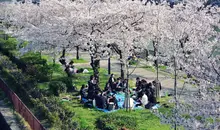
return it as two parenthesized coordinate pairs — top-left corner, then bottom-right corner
(81, 92), (145, 113)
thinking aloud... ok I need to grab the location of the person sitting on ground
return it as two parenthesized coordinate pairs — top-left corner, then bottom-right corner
(107, 94), (118, 110)
(94, 91), (107, 109)
(136, 79), (147, 98)
(145, 92), (157, 109)
(141, 79), (148, 91)
(135, 77), (142, 91)
(87, 75), (97, 100)
(103, 90), (111, 98)
(108, 74), (116, 91)
(104, 83), (112, 92)
(141, 92), (149, 107)
(69, 61), (74, 68)
(116, 77), (123, 91)
(148, 82), (155, 97)
(65, 61), (76, 76)
(80, 84), (88, 99)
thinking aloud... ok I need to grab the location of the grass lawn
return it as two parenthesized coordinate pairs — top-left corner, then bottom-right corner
(59, 93), (170, 130)
(71, 58), (88, 63)
(37, 61), (171, 130)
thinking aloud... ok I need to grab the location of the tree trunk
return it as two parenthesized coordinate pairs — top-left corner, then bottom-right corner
(92, 59), (100, 84)
(76, 46), (79, 60)
(53, 50), (56, 66)
(126, 64), (130, 111)
(174, 56), (177, 100)
(173, 56), (178, 130)
(90, 56), (100, 83)
(108, 57), (111, 75)
(153, 41), (158, 67)
(62, 48), (66, 58)
(153, 41), (159, 82)
(119, 54), (124, 79)
(155, 80), (160, 99)
(145, 49), (149, 62)
(90, 56), (94, 66)
(40, 50), (42, 59)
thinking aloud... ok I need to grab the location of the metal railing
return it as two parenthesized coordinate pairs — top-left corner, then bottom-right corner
(0, 78), (46, 130)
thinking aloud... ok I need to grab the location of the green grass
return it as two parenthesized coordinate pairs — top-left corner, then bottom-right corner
(141, 65), (156, 72)
(141, 65), (167, 72)
(214, 86), (220, 91)
(97, 109), (170, 130)
(59, 92), (171, 130)
(60, 98), (104, 129)
(71, 58), (88, 63)
(158, 65), (167, 71)
(72, 68), (110, 90)
(41, 55), (54, 64)
(129, 59), (139, 65)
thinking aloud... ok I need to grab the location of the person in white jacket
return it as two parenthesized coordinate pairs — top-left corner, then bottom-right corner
(141, 94), (149, 106)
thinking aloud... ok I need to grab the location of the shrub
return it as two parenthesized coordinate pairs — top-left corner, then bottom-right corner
(25, 64), (53, 82)
(20, 52), (53, 82)
(0, 37), (17, 50)
(50, 63), (63, 73)
(20, 52), (46, 65)
(96, 113), (137, 130)
(55, 77), (74, 91)
(49, 81), (67, 96)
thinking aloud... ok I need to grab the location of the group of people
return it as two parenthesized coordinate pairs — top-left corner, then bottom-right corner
(60, 57), (88, 77)
(134, 77), (161, 108)
(79, 74), (162, 111)
(79, 75), (118, 110)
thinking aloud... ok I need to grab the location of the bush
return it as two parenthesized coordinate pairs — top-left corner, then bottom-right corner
(49, 81), (67, 96)
(96, 113), (137, 130)
(50, 63), (63, 73)
(55, 77), (74, 91)
(20, 52), (53, 82)
(0, 37), (17, 50)
(20, 52), (46, 65)
(25, 64), (53, 82)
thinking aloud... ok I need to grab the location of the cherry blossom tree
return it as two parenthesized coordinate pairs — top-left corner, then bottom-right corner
(149, 0), (220, 129)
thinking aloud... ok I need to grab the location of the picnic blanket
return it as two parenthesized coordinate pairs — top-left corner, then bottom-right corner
(81, 92), (160, 113)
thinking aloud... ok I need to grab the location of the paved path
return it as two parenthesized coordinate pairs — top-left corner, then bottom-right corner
(0, 100), (21, 130)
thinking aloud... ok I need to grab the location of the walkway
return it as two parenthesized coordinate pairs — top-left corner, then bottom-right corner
(0, 99), (21, 130)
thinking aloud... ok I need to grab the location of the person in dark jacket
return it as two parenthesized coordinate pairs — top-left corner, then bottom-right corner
(108, 74), (116, 90)
(135, 77), (142, 91)
(87, 75), (97, 99)
(116, 77), (123, 91)
(94, 91), (107, 109)
(80, 84), (88, 99)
